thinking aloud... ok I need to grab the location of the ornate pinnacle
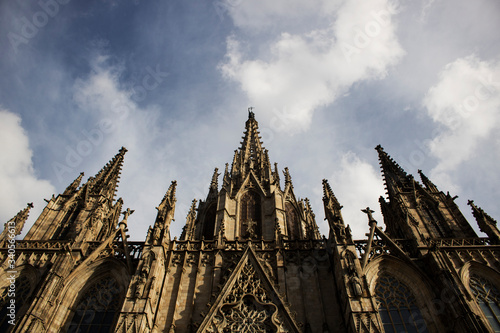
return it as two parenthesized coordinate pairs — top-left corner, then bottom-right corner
(468, 200), (497, 225)
(322, 179), (333, 200)
(187, 199), (197, 218)
(418, 169), (438, 191)
(89, 148), (127, 199)
(210, 168), (219, 191)
(375, 145), (408, 177)
(165, 180), (177, 203)
(283, 167), (292, 187)
(223, 163), (230, 183)
(1, 203), (34, 240)
(63, 172), (84, 195)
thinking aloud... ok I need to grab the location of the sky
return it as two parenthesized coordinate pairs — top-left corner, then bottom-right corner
(1, 0), (499, 241)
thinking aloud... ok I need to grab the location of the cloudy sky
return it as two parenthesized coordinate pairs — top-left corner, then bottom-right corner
(1, 0), (499, 241)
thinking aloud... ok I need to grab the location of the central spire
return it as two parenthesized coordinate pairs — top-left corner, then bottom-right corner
(229, 109), (273, 193)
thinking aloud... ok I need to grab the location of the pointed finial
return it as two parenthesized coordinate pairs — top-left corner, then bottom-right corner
(248, 106), (255, 118)
(63, 172), (85, 195)
(283, 167), (292, 186)
(210, 168), (219, 191)
(418, 169), (438, 191)
(1, 203), (34, 240)
(166, 180), (177, 202)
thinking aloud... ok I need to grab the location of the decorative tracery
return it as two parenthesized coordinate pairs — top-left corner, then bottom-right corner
(469, 274), (500, 332)
(375, 275), (428, 333)
(205, 260), (290, 333)
(67, 277), (122, 333)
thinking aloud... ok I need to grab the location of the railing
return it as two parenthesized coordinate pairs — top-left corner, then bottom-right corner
(168, 238), (328, 252)
(6, 240), (70, 250)
(428, 237), (493, 247)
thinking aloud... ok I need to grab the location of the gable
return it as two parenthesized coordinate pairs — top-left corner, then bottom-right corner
(197, 247), (301, 332)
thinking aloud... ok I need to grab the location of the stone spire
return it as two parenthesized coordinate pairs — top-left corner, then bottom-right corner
(322, 179), (348, 243)
(468, 200), (500, 244)
(375, 145), (411, 198)
(181, 199), (198, 240)
(88, 147), (127, 200)
(418, 169), (438, 193)
(229, 110), (272, 192)
(151, 180), (177, 245)
(63, 172), (84, 196)
(0, 203), (33, 241)
(208, 168), (219, 201)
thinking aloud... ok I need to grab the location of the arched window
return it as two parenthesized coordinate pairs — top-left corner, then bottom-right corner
(285, 202), (300, 240)
(375, 274), (428, 333)
(203, 204), (217, 240)
(67, 277), (122, 333)
(469, 274), (500, 332)
(0, 275), (32, 332)
(239, 191), (261, 239)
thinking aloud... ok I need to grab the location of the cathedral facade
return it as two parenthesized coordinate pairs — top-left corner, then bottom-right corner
(1, 112), (500, 333)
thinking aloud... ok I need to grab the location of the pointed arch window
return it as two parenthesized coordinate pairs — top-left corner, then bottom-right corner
(375, 274), (429, 333)
(469, 274), (500, 332)
(0, 275), (32, 332)
(67, 277), (122, 333)
(239, 191), (261, 239)
(285, 202), (300, 240)
(203, 204), (217, 240)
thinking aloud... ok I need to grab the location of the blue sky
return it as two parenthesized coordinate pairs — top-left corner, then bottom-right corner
(1, 0), (499, 240)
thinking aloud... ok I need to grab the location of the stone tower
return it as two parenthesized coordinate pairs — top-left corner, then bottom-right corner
(1, 112), (499, 333)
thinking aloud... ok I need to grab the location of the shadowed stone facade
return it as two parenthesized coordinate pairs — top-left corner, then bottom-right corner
(1, 111), (500, 332)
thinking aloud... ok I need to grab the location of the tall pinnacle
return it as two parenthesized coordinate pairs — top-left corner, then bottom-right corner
(89, 147), (127, 199)
(468, 200), (500, 243)
(1, 203), (33, 240)
(418, 169), (438, 192)
(239, 109), (265, 165)
(375, 145), (411, 198)
(229, 110), (272, 189)
(63, 172), (84, 195)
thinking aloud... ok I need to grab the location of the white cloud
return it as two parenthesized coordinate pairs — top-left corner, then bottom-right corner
(423, 55), (500, 189)
(326, 152), (385, 238)
(219, 0), (404, 133)
(221, 0), (340, 32)
(0, 109), (55, 233)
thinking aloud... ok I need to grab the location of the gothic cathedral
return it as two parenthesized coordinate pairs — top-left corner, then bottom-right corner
(1, 111), (500, 333)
